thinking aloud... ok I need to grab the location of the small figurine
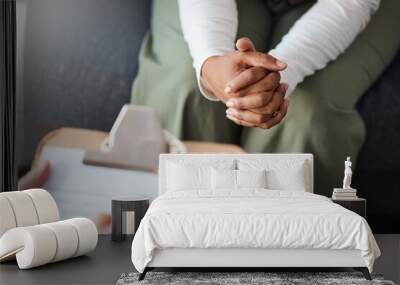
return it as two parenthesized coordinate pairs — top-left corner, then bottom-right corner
(342, 157), (353, 189)
(332, 156), (357, 199)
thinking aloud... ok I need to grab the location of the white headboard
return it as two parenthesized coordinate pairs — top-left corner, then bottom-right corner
(159, 154), (313, 194)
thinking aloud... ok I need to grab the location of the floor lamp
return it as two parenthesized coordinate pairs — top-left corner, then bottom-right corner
(0, 0), (17, 192)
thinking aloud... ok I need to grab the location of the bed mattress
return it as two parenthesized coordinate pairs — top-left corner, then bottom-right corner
(131, 190), (380, 272)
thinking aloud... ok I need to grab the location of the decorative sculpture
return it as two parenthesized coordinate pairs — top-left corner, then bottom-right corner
(332, 157), (357, 199)
(342, 156), (353, 189)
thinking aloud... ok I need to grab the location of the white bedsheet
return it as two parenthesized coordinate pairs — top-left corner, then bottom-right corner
(131, 190), (380, 272)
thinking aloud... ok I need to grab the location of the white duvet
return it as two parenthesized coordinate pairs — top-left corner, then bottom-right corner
(131, 190), (380, 272)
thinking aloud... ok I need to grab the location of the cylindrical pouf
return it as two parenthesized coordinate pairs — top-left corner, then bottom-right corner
(23, 189), (59, 223)
(65, 218), (98, 257)
(0, 218), (97, 269)
(0, 196), (17, 237)
(0, 226), (57, 269)
(0, 192), (39, 227)
(42, 221), (79, 262)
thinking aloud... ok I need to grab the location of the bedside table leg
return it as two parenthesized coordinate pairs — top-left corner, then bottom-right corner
(112, 201), (123, 242)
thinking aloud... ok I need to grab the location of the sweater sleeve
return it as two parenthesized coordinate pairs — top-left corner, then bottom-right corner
(178, 0), (380, 100)
(178, 0), (238, 100)
(269, 0), (381, 97)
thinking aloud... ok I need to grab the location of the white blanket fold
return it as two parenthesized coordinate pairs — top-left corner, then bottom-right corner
(131, 190), (380, 273)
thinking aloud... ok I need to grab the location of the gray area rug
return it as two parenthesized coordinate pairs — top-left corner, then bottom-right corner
(117, 272), (396, 285)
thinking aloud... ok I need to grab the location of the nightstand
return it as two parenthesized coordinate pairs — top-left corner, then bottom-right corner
(331, 198), (366, 219)
(112, 197), (150, 242)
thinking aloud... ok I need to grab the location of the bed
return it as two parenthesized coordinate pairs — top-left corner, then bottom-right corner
(131, 154), (380, 280)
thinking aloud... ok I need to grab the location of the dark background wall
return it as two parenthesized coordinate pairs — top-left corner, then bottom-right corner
(15, 0), (399, 232)
(16, 0), (150, 168)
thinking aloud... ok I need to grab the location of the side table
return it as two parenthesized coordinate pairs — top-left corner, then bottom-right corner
(112, 197), (150, 242)
(331, 198), (366, 219)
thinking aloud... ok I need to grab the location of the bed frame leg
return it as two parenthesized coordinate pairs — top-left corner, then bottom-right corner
(138, 268), (148, 281)
(354, 267), (371, 280)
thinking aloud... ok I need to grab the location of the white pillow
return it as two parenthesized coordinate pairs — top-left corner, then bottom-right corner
(211, 169), (267, 190)
(211, 169), (236, 189)
(238, 159), (308, 191)
(167, 160), (235, 191)
(237, 169), (267, 188)
(267, 166), (306, 191)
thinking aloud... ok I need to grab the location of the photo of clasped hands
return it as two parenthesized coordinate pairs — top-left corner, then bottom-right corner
(201, 37), (289, 129)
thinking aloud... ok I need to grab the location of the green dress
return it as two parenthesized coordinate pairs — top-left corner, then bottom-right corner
(132, 0), (400, 196)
